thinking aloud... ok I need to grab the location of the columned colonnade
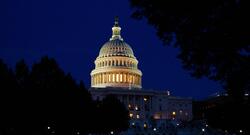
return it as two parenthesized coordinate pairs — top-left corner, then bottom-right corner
(91, 72), (141, 86)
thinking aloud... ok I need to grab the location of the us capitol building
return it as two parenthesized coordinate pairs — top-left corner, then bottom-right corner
(89, 17), (192, 134)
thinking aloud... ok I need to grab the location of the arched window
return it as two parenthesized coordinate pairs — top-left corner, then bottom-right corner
(129, 74), (133, 83)
(116, 60), (119, 66)
(120, 74), (123, 82)
(112, 74), (115, 82)
(124, 74), (126, 83)
(132, 75), (134, 84)
(108, 74), (111, 82)
(100, 74), (103, 83)
(116, 74), (119, 82)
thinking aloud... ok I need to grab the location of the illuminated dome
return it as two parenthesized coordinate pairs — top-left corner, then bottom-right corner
(98, 40), (134, 58)
(90, 17), (142, 89)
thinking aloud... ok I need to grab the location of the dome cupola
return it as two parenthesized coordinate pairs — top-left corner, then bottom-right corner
(90, 17), (142, 89)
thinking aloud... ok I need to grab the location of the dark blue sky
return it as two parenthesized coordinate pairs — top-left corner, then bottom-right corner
(0, 0), (222, 99)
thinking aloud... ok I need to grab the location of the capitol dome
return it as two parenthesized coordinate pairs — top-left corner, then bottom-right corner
(98, 39), (134, 58)
(90, 17), (142, 89)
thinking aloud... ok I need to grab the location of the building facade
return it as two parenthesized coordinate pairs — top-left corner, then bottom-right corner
(89, 18), (192, 134)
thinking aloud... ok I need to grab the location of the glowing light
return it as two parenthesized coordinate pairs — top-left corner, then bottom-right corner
(120, 74), (122, 82)
(153, 114), (161, 119)
(143, 123), (147, 128)
(47, 126), (51, 130)
(124, 74), (127, 82)
(112, 74), (115, 82)
(116, 74), (119, 82)
(108, 74), (111, 82)
(132, 122), (135, 125)
(129, 113), (133, 118)
(202, 128), (205, 132)
(136, 114), (140, 119)
(172, 111), (176, 115)
(167, 91), (170, 95)
(144, 97), (147, 101)
(240, 130), (243, 133)
(135, 106), (138, 110)
(176, 123), (179, 126)
(129, 75), (132, 83)
(206, 124), (208, 127)
(110, 131), (114, 134)
(153, 128), (157, 131)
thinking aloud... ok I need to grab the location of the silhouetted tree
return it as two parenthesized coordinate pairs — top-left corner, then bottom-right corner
(0, 59), (19, 135)
(27, 56), (91, 134)
(15, 59), (29, 87)
(130, 1), (250, 133)
(12, 59), (32, 135)
(0, 57), (130, 135)
(94, 95), (129, 134)
(130, 0), (250, 101)
(205, 99), (250, 134)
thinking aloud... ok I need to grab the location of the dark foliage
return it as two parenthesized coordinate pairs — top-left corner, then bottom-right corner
(0, 57), (129, 135)
(193, 96), (250, 134)
(205, 98), (250, 134)
(130, 0), (250, 133)
(93, 95), (129, 134)
(0, 59), (19, 134)
(130, 0), (250, 101)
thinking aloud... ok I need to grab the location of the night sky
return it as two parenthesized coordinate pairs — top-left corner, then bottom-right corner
(0, 0), (222, 99)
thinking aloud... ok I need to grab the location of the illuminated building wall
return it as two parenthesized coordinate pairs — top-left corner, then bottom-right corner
(90, 88), (193, 122)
